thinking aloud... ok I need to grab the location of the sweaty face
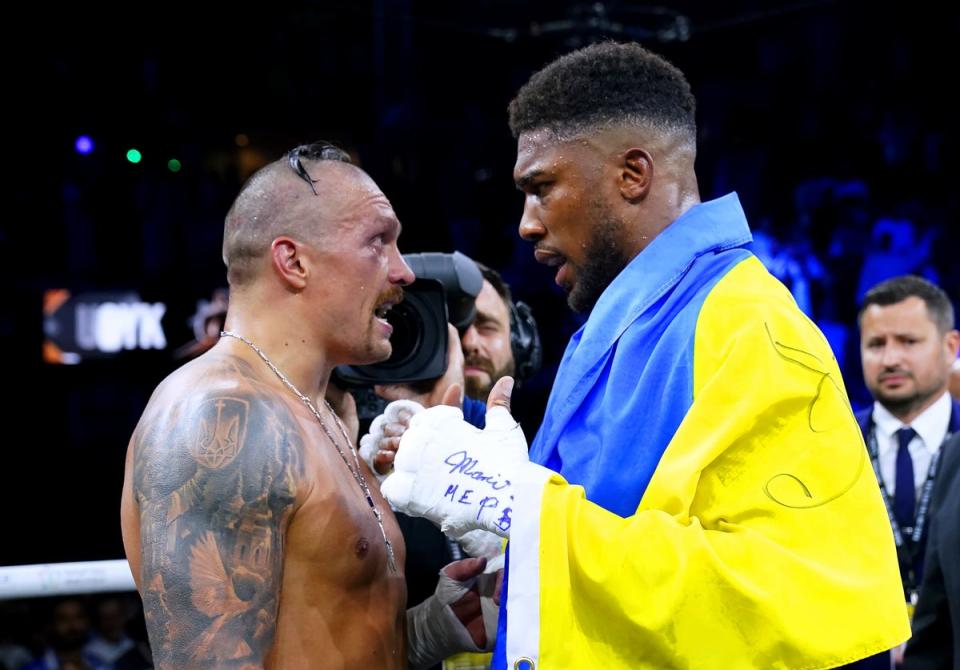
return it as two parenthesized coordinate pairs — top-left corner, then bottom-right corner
(308, 170), (414, 366)
(860, 296), (958, 418)
(462, 280), (516, 400)
(514, 130), (631, 313)
(571, 196), (633, 313)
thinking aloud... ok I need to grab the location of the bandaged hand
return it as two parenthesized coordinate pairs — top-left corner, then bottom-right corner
(382, 377), (552, 538)
(457, 528), (505, 559)
(359, 399), (424, 481)
(406, 556), (500, 670)
(362, 400), (510, 557)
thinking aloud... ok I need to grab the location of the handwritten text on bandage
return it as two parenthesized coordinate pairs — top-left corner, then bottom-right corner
(443, 450), (513, 533)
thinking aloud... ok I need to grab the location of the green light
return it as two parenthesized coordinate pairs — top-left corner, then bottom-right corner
(126, 149), (142, 164)
(167, 158), (182, 173)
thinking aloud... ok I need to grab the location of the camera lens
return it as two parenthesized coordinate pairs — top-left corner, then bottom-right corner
(381, 301), (423, 368)
(332, 277), (448, 385)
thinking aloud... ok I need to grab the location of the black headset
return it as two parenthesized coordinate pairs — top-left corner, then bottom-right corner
(508, 299), (542, 383)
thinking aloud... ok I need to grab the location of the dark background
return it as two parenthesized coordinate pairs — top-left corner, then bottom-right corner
(2, 0), (958, 568)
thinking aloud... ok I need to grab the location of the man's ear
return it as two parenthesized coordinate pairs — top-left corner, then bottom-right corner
(618, 148), (653, 202)
(944, 329), (960, 360)
(271, 237), (309, 290)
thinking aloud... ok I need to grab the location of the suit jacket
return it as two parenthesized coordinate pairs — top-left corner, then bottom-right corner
(844, 406), (960, 670)
(855, 399), (960, 571)
(903, 431), (960, 669)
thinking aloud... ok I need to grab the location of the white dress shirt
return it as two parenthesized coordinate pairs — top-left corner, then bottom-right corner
(872, 391), (953, 500)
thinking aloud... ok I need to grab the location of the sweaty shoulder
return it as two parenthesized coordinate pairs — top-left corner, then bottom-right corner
(132, 354), (305, 509)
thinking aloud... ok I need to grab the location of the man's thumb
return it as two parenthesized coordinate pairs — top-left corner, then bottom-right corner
(486, 376), (514, 414)
(442, 556), (488, 582)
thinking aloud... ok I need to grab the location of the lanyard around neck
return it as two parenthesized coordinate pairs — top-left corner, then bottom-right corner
(865, 420), (948, 549)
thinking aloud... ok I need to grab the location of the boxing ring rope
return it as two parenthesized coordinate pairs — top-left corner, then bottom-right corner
(0, 560), (135, 600)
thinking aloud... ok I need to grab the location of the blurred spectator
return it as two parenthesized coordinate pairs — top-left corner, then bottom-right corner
(23, 599), (107, 670)
(0, 602), (32, 670)
(751, 217), (827, 316)
(0, 641), (32, 670)
(856, 217), (939, 303)
(172, 288), (229, 360)
(84, 598), (151, 670)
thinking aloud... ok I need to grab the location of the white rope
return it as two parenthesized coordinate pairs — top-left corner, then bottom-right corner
(0, 560), (135, 600)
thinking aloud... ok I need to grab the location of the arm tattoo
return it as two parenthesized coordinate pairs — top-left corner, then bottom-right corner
(134, 360), (304, 669)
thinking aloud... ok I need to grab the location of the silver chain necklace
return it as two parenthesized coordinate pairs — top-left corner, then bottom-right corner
(220, 330), (397, 573)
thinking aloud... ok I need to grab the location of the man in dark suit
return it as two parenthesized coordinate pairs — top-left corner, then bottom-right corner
(853, 275), (960, 668)
(903, 430), (960, 669)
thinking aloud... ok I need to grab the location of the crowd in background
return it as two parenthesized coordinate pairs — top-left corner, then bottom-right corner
(2, 3), (958, 667)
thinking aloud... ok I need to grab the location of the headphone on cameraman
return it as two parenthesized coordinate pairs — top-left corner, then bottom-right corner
(508, 299), (542, 383)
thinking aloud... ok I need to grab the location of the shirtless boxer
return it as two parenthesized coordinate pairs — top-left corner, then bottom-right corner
(121, 142), (489, 669)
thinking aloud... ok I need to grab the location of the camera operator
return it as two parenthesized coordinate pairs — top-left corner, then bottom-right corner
(373, 261), (541, 430)
(462, 262), (541, 406)
(357, 253), (542, 488)
(355, 256), (541, 670)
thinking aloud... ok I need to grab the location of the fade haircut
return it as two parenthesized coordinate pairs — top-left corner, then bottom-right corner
(859, 275), (956, 334)
(508, 41), (696, 144)
(222, 141), (353, 286)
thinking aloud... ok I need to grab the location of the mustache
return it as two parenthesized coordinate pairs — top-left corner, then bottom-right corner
(878, 368), (914, 381)
(375, 286), (405, 307)
(535, 243), (563, 254)
(463, 355), (494, 375)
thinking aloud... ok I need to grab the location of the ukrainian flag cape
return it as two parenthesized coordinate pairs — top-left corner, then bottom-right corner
(493, 194), (909, 669)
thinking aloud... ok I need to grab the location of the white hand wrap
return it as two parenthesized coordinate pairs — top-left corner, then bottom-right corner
(457, 529), (505, 559)
(358, 399), (424, 482)
(382, 404), (551, 538)
(406, 562), (500, 670)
